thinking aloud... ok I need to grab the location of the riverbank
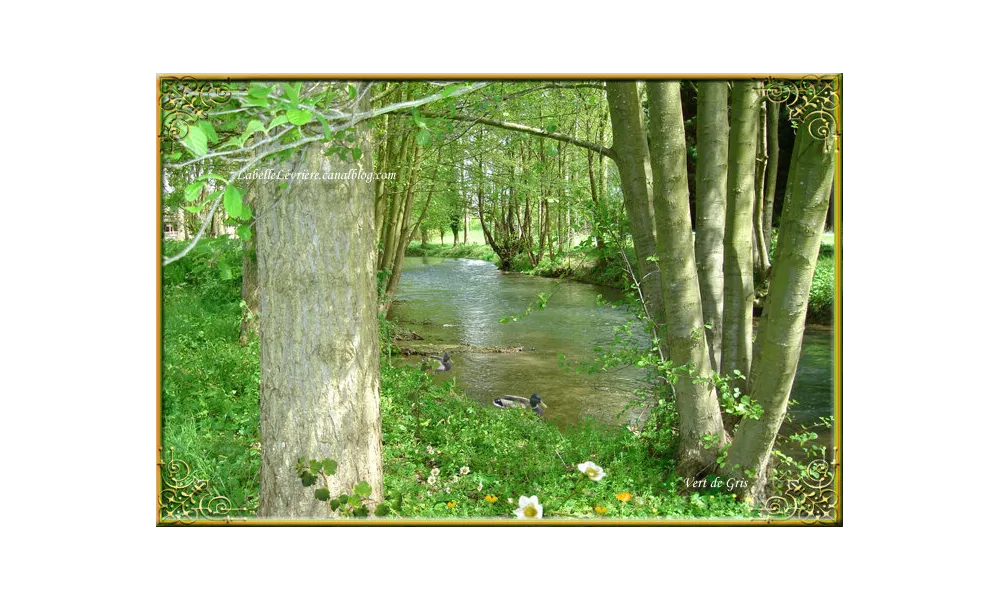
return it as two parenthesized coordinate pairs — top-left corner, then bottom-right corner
(160, 239), (758, 519)
(405, 239), (836, 324)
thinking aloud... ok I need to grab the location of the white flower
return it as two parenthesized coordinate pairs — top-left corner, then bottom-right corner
(577, 461), (606, 481)
(477, 481), (483, 492)
(427, 475), (437, 485)
(460, 466), (470, 476)
(513, 495), (543, 519)
(426, 445), (435, 454)
(445, 487), (451, 493)
(430, 467), (440, 477)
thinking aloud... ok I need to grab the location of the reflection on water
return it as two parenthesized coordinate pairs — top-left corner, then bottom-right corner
(391, 257), (834, 453)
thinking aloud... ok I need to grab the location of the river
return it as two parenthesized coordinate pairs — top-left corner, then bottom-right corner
(390, 256), (834, 456)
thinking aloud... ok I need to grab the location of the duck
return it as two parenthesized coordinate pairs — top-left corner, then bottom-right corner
(427, 352), (452, 372)
(492, 393), (546, 416)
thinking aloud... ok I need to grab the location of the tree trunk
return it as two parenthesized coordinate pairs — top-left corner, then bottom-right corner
(752, 93), (772, 286)
(722, 126), (836, 503)
(762, 101), (779, 252)
(606, 82), (666, 352)
(257, 122), (383, 519)
(694, 81), (729, 374)
(721, 82), (758, 385)
(646, 81), (727, 477)
(239, 180), (261, 346)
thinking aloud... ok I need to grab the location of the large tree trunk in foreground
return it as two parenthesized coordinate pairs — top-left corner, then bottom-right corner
(721, 82), (759, 385)
(257, 122), (383, 519)
(606, 82), (667, 354)
(722, 125), (836, 503)
(646, 81), (727, 476)
(694, 81), (729, 374)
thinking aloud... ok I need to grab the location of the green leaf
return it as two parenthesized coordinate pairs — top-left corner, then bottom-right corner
(197, 121), (218, 143)
(223, 186), (245, 219)
(330, 499), (342, 511)
(182, 126), (208, 157)
(240, 120), (265, 146)
(248, 85), (272, 99)
(374, 503), (389, 517)
(236, 225), (252, 241)
(348, 83), (356, 100)
(317, 113), (331, 141)
(352, 147), (362, 161)
(412, 109), (428, 129)
(300, 472), (317, 487)
(321, 458), (338, 475)
(283, 83), (299, 107)
(184, 181), (205, 204)
(352, 506), (369, 518)
(353, 481), (372, 497)
(183, 205), (204, 214)
(240, 203), (252, 220)
(314, 488), (331, 501)
(441, 83), (463, 98)
(286, 109), (313, 126)
(266, 115), (289, 131)
(347, 495), (361, 508)
(416, 129), (431, 146)
(308, 459), (323, 474)
(245, 96), (268, 107)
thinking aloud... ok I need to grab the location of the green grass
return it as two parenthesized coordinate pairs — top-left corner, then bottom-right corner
(160, 240), (757, 520)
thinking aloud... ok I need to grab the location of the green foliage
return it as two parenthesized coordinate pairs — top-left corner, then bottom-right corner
(809, 251), (835, 324)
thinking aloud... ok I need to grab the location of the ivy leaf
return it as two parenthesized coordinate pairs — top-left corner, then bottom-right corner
(184, 181), (206, 204)
(321, 458), (338, 475)
(197, 121), (219, 143)
(330, 499), (342, 511)
(309, 459), (323, 474)
(353, 481), (372, 497)
(441, 83), (463, 98)
(347, 495), (362, 508)
(182, 126), (208, 157)
(300, 472), (317, 487)
(223, 186), (245, 219)
(374, 503), (389, 517)
(314, 488), (331, 501)
(287, 109), (313, 126)
(416, 129), (431, 146)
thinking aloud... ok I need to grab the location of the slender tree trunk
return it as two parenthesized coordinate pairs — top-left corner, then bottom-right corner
(722, 126), (836, 503)
(239, 180), (261, 346)
(762, 101), (779, 251)
(694, 81), (729, 374)
(752, 93), (772, 286)
(606, 82), (666, 353)
(257, 118), (383, 519)
(646, 81), (727, 476)
(721, 82), (759, 385)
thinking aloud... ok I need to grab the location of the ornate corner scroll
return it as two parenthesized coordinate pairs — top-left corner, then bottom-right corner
(158, 447), (249, 524)
(159, 76), (232, 141)
(762, 459), (839, 523)
(763, 75), (841, 142)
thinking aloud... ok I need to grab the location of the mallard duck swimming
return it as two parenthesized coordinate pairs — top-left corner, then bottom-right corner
(427, 352), (452, 372)
(493, 393), (546, 416)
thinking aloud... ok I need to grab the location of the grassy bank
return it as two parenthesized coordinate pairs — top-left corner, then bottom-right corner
(160, 239), (756, 519)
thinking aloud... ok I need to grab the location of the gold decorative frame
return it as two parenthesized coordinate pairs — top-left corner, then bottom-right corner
(763, 75), (841, 141)
(158, 447), (248, 524)
(159, 77), (232, 140)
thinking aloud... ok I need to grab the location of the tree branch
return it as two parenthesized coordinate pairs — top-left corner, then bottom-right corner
(432, 113), (613, 159)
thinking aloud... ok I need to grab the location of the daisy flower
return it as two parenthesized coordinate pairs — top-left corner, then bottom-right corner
(460, 466), (470, 476)
(513, 495), (543, 519)
(577, 461), (606, 481)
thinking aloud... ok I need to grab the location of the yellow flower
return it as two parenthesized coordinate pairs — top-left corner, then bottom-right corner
(616, 492), (632, 503)
(484, 495), (498, 503)
(446, 501), (457, 509)
(594, 505), (608, 515)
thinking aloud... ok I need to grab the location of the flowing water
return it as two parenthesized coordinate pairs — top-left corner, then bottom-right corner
(390, 257), (834, 454)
